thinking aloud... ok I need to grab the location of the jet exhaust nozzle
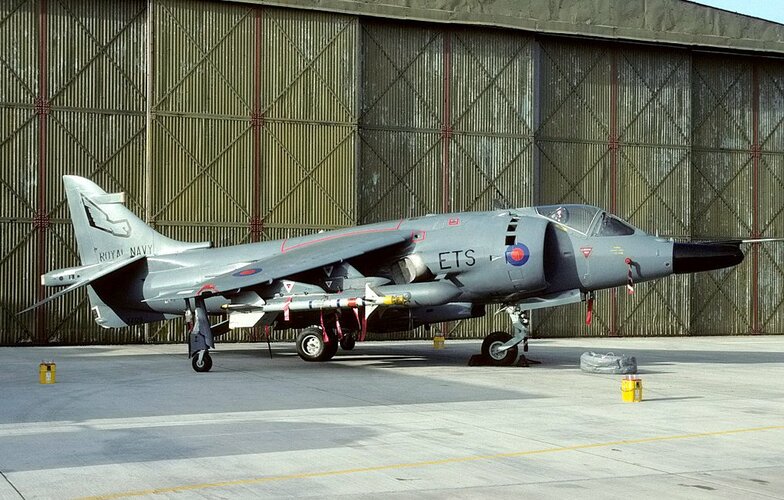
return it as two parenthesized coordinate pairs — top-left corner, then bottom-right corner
(672, 242), (744, 274)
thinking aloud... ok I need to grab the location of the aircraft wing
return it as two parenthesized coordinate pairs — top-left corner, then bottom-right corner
(144, 230), (410, 302)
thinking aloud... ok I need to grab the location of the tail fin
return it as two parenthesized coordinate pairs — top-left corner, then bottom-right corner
(63, 176), (211, 265)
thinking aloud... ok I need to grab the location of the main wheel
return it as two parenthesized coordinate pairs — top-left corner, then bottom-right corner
(296, 327), (338, 362)
(191, 351), (213, 372)
(481, 331), (518, 366)
(339, 334), (356, 351)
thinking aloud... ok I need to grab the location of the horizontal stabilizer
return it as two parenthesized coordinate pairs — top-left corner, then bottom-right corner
(18, 255), (146, 315)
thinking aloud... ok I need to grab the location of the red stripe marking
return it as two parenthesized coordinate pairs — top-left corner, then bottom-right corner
(280, 221), (404, 253)
(197, 284), (217, 296)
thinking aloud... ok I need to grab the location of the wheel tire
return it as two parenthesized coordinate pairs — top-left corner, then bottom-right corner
(191, 351), (213, 372)
(339, 334), (356, 351)
(481, 331), (518, 366)
(296, 327), (326, 362)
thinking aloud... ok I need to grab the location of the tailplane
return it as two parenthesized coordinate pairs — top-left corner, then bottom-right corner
(63, 175), (210, 265)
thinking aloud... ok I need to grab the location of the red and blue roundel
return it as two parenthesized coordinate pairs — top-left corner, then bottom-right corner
(233, 268), (262, 277)
(505, 244), (530, 266)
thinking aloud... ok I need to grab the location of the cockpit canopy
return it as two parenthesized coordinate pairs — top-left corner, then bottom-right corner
(534, 204), (636, 236)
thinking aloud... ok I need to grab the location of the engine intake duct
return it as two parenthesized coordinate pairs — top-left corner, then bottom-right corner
(672, 242), (744, 274)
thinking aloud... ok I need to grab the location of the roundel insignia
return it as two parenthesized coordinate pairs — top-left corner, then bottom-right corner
(233, 268), (262, 277)
(505, 244), (530, 266)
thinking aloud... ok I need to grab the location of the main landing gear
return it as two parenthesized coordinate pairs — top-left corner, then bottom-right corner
(478, 305), (534, 366)
(295, 326), (357, 362)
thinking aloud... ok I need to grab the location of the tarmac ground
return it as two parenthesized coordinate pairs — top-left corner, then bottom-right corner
(1, 336), (783, 499)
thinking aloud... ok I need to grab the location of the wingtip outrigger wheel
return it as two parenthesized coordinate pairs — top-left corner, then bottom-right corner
(191, 350), (212, 372)
(188, 297), (215, 372)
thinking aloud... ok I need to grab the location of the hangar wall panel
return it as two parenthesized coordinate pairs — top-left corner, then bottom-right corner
(758, 64), (784, 334)
(538, 40), (611, 143)
(154, 0), (253, 116)
(0, 0), (148, 344)
(2, 1), (784, 344)
(0, 225), (37, 342)
(613, 48), (691, 336)
(151, 115), (253, 225)
(262, 9), (357, 125)
(1, 109), (38, 220)
(359, 130), (442, 221)
(759, 152), (784, 334)
(759, 63), (784, 153)
(536, 42), (694, 337)
(260, 122), (356, 228)
(0, 0), (38, 105)
(449, 29), (534, 212)
(360, 22), (443, 132)
(359, 21), (444, 223)
(150, 3), (358, 342)
(691, 57), (755, 334)
(47, 1), (146, 112)
(447, 28), (534, 337)
(44, 1), (147, 344)
(535, 44), (611, 345)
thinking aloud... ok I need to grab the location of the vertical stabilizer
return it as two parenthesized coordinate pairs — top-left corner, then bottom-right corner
(63, 176), (211, 265)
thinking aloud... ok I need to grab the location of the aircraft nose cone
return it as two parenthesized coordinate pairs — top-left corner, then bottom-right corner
(672, 242), (744, 274)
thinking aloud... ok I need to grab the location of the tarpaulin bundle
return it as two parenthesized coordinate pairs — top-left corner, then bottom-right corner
(580, 351), (637, 374)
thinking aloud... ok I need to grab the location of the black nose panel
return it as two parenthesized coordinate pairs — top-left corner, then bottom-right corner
(672, 242), (744, 274)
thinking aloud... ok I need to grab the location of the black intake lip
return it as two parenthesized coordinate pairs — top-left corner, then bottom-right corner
(672, 242), (744, 274)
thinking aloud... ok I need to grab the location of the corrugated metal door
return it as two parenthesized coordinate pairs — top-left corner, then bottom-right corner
(534, 38), (613, 337)
(359, 23), (536, 338)
(615, 47), (691, 336)
(150, 2), (357, 342)
(758, 61), (784, 334)
(151, 0), (254, 342)
(359, 20), (443, 223)
(1, 1), (39, 344)
(447, 27), (535, 338)
(1, 0), (147, 344)
(691, 56), (753, 334)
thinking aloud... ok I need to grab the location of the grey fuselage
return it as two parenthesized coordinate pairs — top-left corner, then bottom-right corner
(90, 206), (676, 330)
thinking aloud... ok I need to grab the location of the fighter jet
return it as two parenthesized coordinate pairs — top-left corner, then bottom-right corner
(21, 176), (777, 372)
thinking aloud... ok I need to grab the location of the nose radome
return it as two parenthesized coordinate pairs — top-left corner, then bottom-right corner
(672, 242), (744, 274)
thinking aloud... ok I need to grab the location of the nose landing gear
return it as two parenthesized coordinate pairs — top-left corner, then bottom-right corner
(475, 305), (535, 366)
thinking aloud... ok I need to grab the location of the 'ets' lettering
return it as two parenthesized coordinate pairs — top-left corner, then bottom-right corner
(438, 249), (476, 270)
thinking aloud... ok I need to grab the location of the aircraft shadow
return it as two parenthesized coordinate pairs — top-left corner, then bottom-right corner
(222, 341), (784, 372)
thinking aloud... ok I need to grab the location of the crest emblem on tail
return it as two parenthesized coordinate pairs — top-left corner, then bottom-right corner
(82, 195), (132, 238)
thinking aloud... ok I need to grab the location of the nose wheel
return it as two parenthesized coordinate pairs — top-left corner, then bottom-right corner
(481, 332), (518, 366)
(477, 305), (532, 366)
